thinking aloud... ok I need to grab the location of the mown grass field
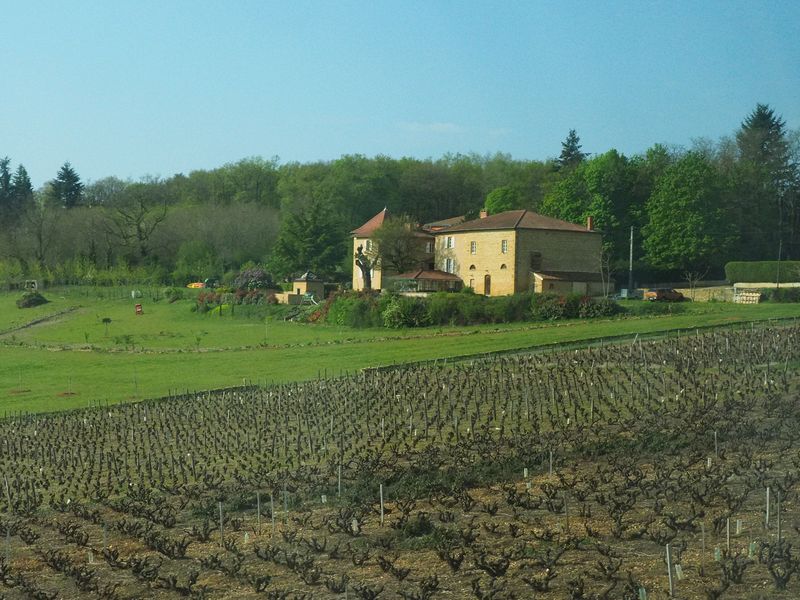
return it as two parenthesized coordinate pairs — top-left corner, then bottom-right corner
(1, 287), (800, 414)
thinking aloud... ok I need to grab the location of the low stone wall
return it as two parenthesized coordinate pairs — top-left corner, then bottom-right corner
(674, 286), (734, 302)
(274, 292), (302, 305)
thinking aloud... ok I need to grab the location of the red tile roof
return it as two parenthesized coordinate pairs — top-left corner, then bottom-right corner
(436, 210), (594, 234)
(351, 208), (389, 236)
(389, 269), (463, 282)
(421, 215), (466, 232)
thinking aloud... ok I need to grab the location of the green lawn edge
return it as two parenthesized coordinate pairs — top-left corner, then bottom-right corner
(3, 301), (799, 415)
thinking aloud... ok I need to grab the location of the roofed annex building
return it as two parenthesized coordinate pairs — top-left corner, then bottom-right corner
(351, 208), (608, 297)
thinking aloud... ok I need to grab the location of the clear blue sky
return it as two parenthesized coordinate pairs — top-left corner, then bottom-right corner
(2, 0), (798, 187)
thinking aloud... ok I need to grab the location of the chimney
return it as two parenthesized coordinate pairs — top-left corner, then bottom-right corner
(479, 209), (488, 219)
(586, 216), (594, 231)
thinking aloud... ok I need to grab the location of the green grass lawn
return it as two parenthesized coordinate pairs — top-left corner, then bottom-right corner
(2, 287), (799, 414)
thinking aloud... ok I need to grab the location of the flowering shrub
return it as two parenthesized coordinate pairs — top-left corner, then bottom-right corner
(233, 267), (273, 290)
(196, 289), (274, 312)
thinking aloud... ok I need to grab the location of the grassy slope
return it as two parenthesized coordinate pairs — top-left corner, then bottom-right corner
(2, 289), (800, 414)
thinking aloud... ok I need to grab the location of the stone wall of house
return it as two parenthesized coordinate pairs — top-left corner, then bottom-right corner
(436, 230), (517, 295)
(436, 228), (602, 296)
(515, 229), (603, 293)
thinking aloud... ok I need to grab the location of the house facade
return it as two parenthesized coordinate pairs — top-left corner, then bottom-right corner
(351, 208), (435, 291)
(352, 208), (607, 296)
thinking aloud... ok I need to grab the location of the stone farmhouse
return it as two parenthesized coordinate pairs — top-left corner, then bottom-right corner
(351, 208), (607, 297)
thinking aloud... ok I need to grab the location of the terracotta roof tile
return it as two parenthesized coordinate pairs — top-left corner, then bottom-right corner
(351, 208), (389, 236)
(421, 215), (466, 232)
(388, 269), (463, 282)
(436, 210), (593, 234)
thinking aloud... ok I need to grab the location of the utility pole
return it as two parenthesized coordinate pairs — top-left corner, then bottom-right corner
(628, 226), (634, 293)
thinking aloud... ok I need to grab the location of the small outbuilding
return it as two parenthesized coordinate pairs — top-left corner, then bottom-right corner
(293, 271), (325, 299)
(533, 271), (607, 296)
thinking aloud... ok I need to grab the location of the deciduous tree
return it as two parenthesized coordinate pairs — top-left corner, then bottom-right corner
(484, 186), (521, 215)
(370, 215), (430, 274)
(643, 152), (735, 274)
(268, 198), (346, 279)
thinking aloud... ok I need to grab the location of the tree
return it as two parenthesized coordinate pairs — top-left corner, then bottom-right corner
(83, 176), (128, 207)
(370, 215), (429, 274)
(541, 149), (634, 265)
(49, 162), (84, 208)
(108, 183), (168, 265)
(484, 186), (521, 215)
(643, 152), (735, 275)
(20, 193), (59, 268)
(557, 129), (588, 170)
(0, 157), (13, 224)
(734, 104), (797, 259)
(268, 198), (346, 279)
(11, 165), (33, 205)
(354, 244), (377, 290)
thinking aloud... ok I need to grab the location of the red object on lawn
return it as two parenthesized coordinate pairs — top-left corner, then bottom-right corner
(135, 304), (143, 315)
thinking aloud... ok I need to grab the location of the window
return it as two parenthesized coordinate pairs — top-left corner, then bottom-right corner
(468, 264), (476, 270)
(500, 264), (507, 270)
(365, 239), (373, 251)
(469, 278), (475, 288)
(530, 252), (542, 270)
(445, 236), (454, 249)
(470, 241), (477, 254)
(425, 241), (434, 253)
(444, 258), (454, 274)
(501, 239), (508, 254)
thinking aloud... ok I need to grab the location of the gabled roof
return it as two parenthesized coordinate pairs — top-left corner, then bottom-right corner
(435, 209), (594, 234)
(351, 208), (389, 236)
(352, 208), (434, 239)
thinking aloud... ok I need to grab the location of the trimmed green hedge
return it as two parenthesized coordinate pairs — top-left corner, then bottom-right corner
(760, 288), (800, 303)
(725, 261), (800, 284)
(316, 290), (621, 329)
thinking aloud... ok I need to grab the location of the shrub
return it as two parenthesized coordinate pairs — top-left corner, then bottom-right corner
(725, 261), (800, 284)
(427, 293), (463, 325)
(325, 292), (383, 327)
(760, 287), (800, 303)
(162, 287), (184, 303)
(382, 296), (430, 328)
(459, 294), (488, 324)
(233, 267), (273, 290)
(530, 294), (567, 320)
(578, 296), (620, 318)
(16, 291), (49, 308)
(485, 293), (532, 323)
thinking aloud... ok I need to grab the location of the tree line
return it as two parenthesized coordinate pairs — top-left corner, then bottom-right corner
(0, 103), (797, 288)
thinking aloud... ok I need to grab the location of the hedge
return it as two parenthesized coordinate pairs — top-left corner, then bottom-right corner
(319, 290), (621, 329)
(725, 261), (800, 284)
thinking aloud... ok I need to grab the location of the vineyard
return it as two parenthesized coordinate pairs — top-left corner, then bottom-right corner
(1, 324), (800, 599)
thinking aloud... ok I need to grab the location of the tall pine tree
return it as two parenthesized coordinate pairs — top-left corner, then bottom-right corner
(50, 162), (84, 208)
(734, 104), (798, 259)
(557, 129), (588, 170)
(0, 157), (11, 217)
